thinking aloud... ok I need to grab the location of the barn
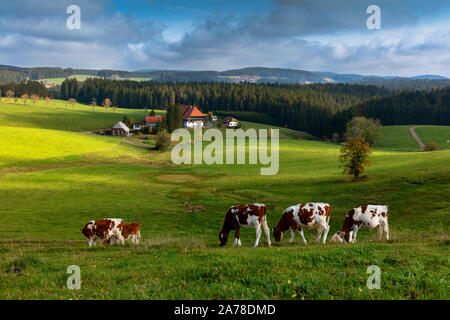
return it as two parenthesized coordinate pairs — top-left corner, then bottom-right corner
(112, 121), (131, 136)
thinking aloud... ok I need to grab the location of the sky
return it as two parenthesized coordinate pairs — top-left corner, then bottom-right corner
(0, 0), (449, 76)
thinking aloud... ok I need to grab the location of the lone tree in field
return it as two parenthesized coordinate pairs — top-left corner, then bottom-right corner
(102, 98), (112, 111)
(21, 94), (29, 105)
(68, 98), (77, 110)
(344, 116), (382, 146)
(31, 94), (39, 105)
(5, 90), (14, 102)
(90, 98), (97, 110)
(339, 136), (372, 181)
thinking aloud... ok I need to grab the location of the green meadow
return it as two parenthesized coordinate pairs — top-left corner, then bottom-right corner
(415, 126), (450, 150)
(374, 125), (450, 151)
(0, 100), (448, 299)
(0, 100), (163, 131)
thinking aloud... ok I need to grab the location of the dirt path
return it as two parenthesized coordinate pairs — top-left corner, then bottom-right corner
(410, 126), (425, 149)
(121, 138), (151, 149)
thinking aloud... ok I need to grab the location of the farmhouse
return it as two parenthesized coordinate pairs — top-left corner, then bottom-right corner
(222, 116), (239, 128)
(179, 105), (205, 128)
(145, 115), (164, 128)
(132, 121), (146, 130)
(112, 121), (131, 136)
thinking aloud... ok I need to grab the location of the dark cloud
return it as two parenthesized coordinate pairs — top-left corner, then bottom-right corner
(0, 0), (448, 76)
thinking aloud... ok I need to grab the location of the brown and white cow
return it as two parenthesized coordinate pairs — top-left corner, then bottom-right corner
(81, 218), (124, 247)
(107, 222), (141, 245)
(330, 205), (389, 243)
(218, 203), (271, 248)
(273, 202), (331, 244)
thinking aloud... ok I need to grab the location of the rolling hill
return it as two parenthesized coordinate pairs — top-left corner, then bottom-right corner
(0, 100), (448, 299)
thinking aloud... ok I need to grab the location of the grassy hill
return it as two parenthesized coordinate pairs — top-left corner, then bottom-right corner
(240, 121), (317, 140)
(0, 101), (448, 299)
(374, 125), (450, 151)
(0, 100), (163, 131)
(0, 125), (149, 168)
(415, 126), (450, 150)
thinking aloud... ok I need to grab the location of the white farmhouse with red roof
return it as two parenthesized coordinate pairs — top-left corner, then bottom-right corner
(179, 105), (205, 128)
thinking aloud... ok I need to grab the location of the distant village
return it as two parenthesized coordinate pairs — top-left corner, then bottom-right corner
(107, 105), (239, 137)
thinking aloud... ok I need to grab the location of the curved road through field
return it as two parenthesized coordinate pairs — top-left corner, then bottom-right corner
(410, 126), (425, 149)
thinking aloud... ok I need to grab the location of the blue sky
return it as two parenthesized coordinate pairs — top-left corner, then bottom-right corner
(0, 0), (449, 76)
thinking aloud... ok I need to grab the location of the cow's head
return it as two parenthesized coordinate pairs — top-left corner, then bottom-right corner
(330, 231), (346, 243)
(272, 227), (284, 242)
(218, 232), (228, 247)
(81, 222), (93, 238)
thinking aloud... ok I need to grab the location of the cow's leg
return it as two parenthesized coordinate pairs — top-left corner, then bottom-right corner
(383, 223), (389, 240)
(377, 225), (383, 241)
(88, 238), (93, 248)
(93, 239), (97, 247)
(316, 218), (330, 244)
(254, 223), (262, 248)
(118, 234), (125, 246)
(351, 226), (359, 243)
(234, 226), (241, 247)
(289, 228), (295, 243)
(315, 226), (323, 243)
(298, 228), (307, 244)
(136, 231), (141, 244)
(261, 217), (271, 247)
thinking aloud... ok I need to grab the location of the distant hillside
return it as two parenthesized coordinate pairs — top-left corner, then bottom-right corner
(1, 65), (449, 91)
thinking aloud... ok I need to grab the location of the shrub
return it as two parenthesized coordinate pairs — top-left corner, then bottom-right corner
(155, 131), (171, 151)
(423, 142), (439, 151)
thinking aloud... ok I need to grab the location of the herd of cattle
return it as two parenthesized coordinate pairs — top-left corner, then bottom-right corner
(81, 203), (389, 248)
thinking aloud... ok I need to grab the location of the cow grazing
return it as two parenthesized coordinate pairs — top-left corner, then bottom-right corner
(330, 205), (389, 243)
(218, 203), (271, 248)
(273, 203), (331, 244)
(108, 222), (141, 245)
(81, 218), (125, 247)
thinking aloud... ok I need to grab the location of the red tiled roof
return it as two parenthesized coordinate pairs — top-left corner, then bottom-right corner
(179, 105), (204, 120)
(145, 116), (164, 123)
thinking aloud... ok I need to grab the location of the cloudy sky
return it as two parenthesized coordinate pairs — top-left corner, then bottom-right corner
(0, 0), (449, 76)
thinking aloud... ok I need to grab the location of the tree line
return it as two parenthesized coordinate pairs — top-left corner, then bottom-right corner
(0, 81), (48, 98)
